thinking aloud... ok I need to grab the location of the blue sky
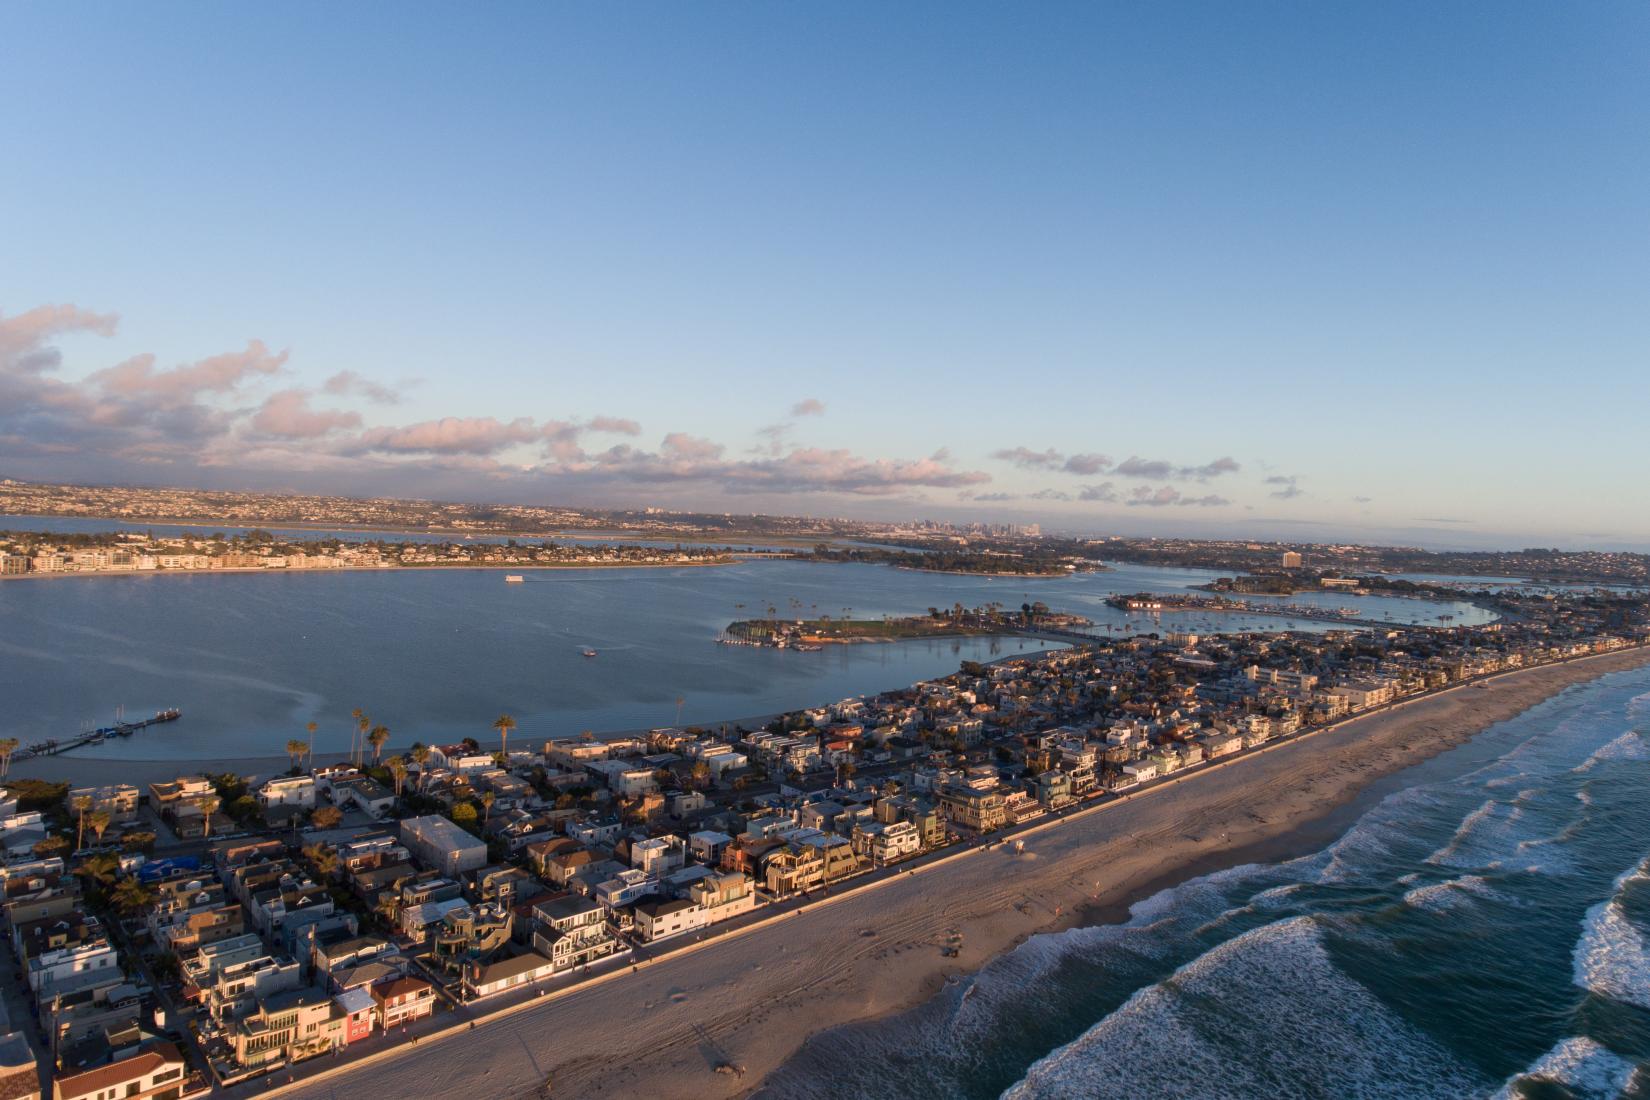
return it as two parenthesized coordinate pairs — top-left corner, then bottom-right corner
(2, 2), (1646, 548)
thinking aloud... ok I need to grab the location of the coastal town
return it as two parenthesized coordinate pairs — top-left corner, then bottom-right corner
(0, 529), (739, 578)
(7, 479), (1649, 587)
(2, 576), (1646, 1099)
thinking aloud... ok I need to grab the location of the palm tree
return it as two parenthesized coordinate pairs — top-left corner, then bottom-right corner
(387, 756), (408, 798)
(72, 795), (93, 850)
(76, 852), (119, 890)
(0, 737), (18, 778)
(480, 790), (495, 828)
(110, 877), (152, 916)
(349, 708), (364, 763)
(88, 809), (113, 847)
(368, 725), (390, 766)
(354, 710), (372, 768)
(306, 721), (318, 765)
(285, 739), (307, 770)
(194, 795), (220, 839)
(410, 743), (431, 790)
(493, 714), (516, 758)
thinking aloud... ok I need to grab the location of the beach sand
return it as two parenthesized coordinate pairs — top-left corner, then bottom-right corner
(253, 647), (1650, 1100)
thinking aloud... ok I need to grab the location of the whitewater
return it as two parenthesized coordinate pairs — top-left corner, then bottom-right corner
(761, 668), (1650, 1100)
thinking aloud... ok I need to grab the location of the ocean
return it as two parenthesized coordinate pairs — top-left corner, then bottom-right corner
(759, 665), (1650, 1100)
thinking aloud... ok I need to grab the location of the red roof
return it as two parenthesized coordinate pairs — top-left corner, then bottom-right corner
(54, 1041), (183, 1099)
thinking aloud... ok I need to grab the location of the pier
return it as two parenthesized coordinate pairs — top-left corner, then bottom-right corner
(16, 707), (181, 760)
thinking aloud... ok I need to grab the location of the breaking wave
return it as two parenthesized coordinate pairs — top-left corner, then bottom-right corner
(1491, 1036), (1639, 1100)
(1001, 918), (1488, 1100)
(1572, 855), (1650, 1009)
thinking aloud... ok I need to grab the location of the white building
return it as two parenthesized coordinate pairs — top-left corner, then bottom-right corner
(257, 775), (316, 810)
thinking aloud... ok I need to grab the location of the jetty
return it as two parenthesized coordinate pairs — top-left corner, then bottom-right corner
(16, 707), (181, 760)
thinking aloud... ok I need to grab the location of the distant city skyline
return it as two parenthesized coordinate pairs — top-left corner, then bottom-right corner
(3, 3), (1647, 550)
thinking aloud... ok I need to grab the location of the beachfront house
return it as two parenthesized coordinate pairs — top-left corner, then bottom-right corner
(51, 1039), (188, 1100)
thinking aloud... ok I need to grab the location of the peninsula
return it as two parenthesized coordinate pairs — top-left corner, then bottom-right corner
(4, 576), (1645, 1099)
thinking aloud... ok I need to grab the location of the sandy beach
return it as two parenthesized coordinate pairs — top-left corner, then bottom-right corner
(245, 646), (1650, 1100)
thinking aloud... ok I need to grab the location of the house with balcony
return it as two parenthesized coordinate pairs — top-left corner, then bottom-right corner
(66, 784), (141, 825)
(227, 986), (342, 1072)
(530, 895), (622, 973)
(205, 954), (302, 1023)
(371, 976), (436, 1029)
(179, 934), (267, 1004)
(256, 775), (315, 813)
(937, 785), (1007, 834)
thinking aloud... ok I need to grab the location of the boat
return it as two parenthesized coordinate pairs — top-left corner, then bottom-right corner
(505, 574), (525, 583)
(582, 649), (598, 658)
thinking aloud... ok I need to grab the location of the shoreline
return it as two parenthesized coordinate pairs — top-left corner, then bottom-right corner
(256, 646), (1650, 1100)
(0, 511), (842, 548)
(0, 558), (742, 584)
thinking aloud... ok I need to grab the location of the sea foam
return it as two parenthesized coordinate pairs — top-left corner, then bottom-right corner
(1001, 917), (1487, 1100)
(1572, 856), (1650, 1009)
(1491, 1036), (1638, 1100)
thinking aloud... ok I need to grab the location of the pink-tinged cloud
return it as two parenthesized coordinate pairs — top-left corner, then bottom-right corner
(359, 416), (543, 455)
(990, 446), (1114, 476)
(250, 389), (363, 439)
(1126, 485), (1231, 507)
(1078, 483), (1118, 502)
(992, 446), (1064, 470)
(587, 415), (642, 435)
(0, 304), (120, 375)
(661, 433), (726, 461)
(322, 370), (401, 404)
(791, 397), (826, 417)
(1062, 452), (1112, 476)
(88, 340), (288, 398)
(1115, 455), (1241, 480)
(0, 301), (992, 505)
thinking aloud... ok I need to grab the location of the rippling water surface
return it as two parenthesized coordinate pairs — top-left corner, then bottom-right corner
(760, 667), (1650, 1100)
(0, 558), (1484, 759)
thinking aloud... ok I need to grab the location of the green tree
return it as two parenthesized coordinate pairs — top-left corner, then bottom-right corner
(480, 790), (495, 828)
(451, 802), (478, 829)
(311, 805), (343, 830)
(286, 739), (307, 770)
(0, 737), (18, 778)
(303, 842), (340, 878)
